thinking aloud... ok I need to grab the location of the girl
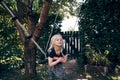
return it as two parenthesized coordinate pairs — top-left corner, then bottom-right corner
(47, 34), (68, 80)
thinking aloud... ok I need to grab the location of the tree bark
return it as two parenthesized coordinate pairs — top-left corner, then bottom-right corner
(24, 42), (36, 77)
(33, 0), (52, 41)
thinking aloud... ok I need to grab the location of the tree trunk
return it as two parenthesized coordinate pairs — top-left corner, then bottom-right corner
(24, 42), (36, 78)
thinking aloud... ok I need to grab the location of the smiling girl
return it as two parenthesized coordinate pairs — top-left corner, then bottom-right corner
(47, 34), (68, 80)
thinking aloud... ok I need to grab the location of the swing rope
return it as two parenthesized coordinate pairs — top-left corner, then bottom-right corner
(45, 12), (59, 52)
(0, 0), (47, 59)
(45, 0), (63, 52)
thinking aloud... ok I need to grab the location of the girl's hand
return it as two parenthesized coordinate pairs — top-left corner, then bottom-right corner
(57, 57), (63, 62)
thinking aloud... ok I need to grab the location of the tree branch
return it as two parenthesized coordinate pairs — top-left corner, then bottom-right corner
(32, 0), (52, 41)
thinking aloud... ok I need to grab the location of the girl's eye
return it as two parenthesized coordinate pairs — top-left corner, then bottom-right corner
(56, 39), (62, 41)
(60, 39), (62, 41)
(55, 37), (62, 41)
(56, 39), (59, 41)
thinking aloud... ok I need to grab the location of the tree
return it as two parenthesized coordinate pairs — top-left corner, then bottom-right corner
(1, 0), (52, 78)
(79, 0), (120, 67)
(17, 0), (52, 77)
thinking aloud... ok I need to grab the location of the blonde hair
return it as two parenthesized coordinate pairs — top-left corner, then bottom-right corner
(48, 34), (64, 52)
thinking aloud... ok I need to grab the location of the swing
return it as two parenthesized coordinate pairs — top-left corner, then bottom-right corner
(0, 0), (62, 64)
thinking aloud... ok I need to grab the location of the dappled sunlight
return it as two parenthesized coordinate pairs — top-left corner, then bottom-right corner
(111, 75), (120, 80)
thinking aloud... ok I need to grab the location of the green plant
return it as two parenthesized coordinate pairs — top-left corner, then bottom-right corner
(85, 44), (110, 66)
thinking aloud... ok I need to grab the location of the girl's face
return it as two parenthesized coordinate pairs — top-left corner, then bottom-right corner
(54, 35), (63, 47)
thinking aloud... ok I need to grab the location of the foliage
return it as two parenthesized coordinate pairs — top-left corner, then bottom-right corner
(0, 12), (23, 71)
(49, 0), (78, 17)
(0, 16), (22, 69)
(85, 44), (110, 66)
(79, 0), (120, 67)
(32, 0), (78, 15)
(0, 64), (49, 80)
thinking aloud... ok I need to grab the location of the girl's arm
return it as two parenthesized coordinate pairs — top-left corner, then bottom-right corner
(48, 57), (63, 67)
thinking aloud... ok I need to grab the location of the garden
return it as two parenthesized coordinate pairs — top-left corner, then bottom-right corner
(0, 0), (120, 80)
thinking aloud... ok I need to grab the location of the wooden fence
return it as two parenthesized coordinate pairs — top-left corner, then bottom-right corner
(61, 31), (81, 58)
